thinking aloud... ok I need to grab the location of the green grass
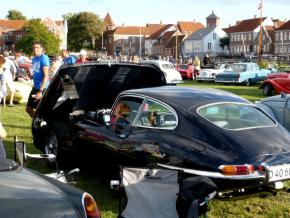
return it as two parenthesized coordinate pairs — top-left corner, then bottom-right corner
(1, 82), (290, 218)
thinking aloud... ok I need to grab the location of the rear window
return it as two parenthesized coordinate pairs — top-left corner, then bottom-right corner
(179, 65), (188, 69)
(162, 64), (174, 69)
(197, 103), (276, 130)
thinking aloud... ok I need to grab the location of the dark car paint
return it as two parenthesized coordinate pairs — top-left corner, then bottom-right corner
(32, 62), (290, 191)
(0, 159), (86, 217)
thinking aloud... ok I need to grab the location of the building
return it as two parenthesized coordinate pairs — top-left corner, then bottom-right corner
(183, 11), (227, 58)
(274, 20), (290, 56)
(0, 18), (67, 53)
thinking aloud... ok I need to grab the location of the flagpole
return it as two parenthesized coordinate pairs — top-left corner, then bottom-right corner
(258, 0), (263, 64)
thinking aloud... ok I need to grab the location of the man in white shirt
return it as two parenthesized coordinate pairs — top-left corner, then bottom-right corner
(3, 51), (16, 107)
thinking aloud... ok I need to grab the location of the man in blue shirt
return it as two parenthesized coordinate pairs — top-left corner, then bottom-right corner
(26, 41), (50, 118)
(62, 49), (76, 65)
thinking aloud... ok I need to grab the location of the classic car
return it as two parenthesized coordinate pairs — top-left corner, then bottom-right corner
(256, 93), (290, 132)
(31, 63), (290, 197)
(176, 64), (194, 80)
(196, 63), (229, 82)
(141, 60), (183, 84)
(0, 144), (101, 218)
(215, 62), (271, 86)
(260, 67), (290, 96)
(266, 66), (290, 79)
(15, 63), (33, 82)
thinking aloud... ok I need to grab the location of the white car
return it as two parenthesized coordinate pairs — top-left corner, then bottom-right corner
(141, 60), (183, 84)
(196, 63), (230, 82)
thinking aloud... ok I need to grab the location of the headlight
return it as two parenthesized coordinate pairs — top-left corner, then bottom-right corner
(82, 193), (101, 218)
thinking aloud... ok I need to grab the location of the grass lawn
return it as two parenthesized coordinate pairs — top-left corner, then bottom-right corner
(2, 81), (290, 218)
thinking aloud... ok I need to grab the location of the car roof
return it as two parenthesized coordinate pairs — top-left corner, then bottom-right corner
(122, 86), (250, 110)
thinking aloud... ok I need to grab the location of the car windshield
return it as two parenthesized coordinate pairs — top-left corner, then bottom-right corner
(162, 64), (174, 69)
(278, 67), (290, 73)
(230, 64), (247, 72)
(197, 103), (276, 130)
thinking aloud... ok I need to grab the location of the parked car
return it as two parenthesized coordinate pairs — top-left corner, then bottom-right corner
(15, 63), (33, 82)
(0, 145), (101, 217)
(176, 64), (194, 80)
(32, 64), (290, 198)
(215, 62), (271, 86)
(260, 67), (290, 96)
(196, 63), (230, 82)
(141, 60), (183, 84)
(256, 93), (290, 132)
(266, 66), (290, 79)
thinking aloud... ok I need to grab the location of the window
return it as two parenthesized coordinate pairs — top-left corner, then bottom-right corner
(275, 32), (279, 41)
(208, 42), (212, 50)
(197, 103), (276, 130)
(284, 32), (287, 41)
(248, 33), (252, 41)
(213, 33), (216, 40)
(111, 96), (144, 133)
(135, 99), (177, 129)
(16, 34), (22, 41)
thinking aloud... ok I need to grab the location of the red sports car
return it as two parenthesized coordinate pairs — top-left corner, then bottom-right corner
(261, 67), (290, 96)
(176, 64), (194, 80)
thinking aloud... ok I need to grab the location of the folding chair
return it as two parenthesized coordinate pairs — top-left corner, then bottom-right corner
(14, 135), (57, 168)
(13, 135), (79, 184)
(117, 167), (182, 218)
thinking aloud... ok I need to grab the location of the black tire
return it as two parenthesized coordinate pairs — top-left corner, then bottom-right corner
(43, 122), (71, 168)
(263, 84), (273, 96)
(44, 130), (60, 167)
(245, 79), (251, 86)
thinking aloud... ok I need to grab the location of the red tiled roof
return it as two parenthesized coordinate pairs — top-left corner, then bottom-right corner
(55, 21), (63, 26)
(148, 24), (174, 39)
(232, 17), (267, 32)
(104, 12), (115, 26)
(145, 23), (167, 35)
(277, 20), (290, 30)
(177, 21), (204, 34)
(265, 26), (274, 31)
(223, 25), (237, 34)
(114, 26), (147, 35)
(0, 20), (27, 30)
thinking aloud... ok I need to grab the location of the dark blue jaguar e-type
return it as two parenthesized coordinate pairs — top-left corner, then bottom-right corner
(32, 63), (290, 198)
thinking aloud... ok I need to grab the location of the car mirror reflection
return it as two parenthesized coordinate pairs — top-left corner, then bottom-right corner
(103, 114), (111, 124)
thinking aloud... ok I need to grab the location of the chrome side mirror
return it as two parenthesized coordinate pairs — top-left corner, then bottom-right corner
(281, 92), (287, 99)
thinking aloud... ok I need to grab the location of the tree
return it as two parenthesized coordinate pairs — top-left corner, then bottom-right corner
(219, 36), (230, 50)
(16, 19), (60, 55)
(67, 12), (103, 51)
(7, 9), (26, 20)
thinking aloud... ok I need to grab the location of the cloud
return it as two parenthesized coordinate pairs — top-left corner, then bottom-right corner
(59, 1), (75, 4)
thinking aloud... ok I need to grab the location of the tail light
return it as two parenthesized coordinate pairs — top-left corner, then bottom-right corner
(82, 193), (101, 218)
(219, 164), (254, 175)
(237, 73), (240, 81)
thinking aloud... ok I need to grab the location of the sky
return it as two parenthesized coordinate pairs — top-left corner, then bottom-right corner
(0, 0), (289, 28)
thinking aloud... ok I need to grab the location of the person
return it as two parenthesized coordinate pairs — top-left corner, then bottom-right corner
(193, 56), (201, 80)
(0, 56), (7, 106)
(76, 49), (89, 63)
(147, 111), (157, 127)
(111, 102), (130, 124)
(15, 51), (29, 64)
(203, 54), (211, 66)
(26, 41), (50, 118)
(0, 121), (7, 159)
(49, 55), (62, 80)
(3, 51), (17, 107)
(62, 49), (76, 65)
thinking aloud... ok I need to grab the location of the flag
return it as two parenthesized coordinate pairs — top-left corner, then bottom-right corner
(258, 0), (262, 10)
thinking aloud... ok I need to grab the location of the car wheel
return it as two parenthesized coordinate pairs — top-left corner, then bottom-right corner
(245, 79), (251, 86)
(44, 130), (59, 167)
(263, 84), (273, 96)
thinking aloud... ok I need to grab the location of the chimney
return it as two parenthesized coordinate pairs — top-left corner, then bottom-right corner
(254, 15), (257, 19)
(160, 20), (162, 25)
(193, 19), (196, 23)
(122, 23), (125, 27)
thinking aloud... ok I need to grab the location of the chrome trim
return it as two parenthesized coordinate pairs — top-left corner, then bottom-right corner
(157, 163), (266, 180)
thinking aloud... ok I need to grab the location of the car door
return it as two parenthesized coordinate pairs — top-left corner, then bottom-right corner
(121, 98), (178, 164)
(81, 96), (144, 156)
